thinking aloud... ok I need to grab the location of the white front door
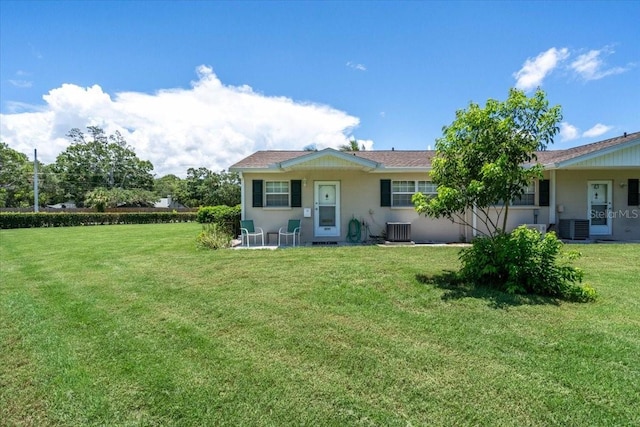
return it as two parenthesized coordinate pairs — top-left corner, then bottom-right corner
(588, 180), (612, 235)
(314, 181), (340, 237)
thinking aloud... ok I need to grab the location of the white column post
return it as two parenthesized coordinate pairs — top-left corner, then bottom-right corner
(239, 172), (245, 220)
(549, 170), (556, 224)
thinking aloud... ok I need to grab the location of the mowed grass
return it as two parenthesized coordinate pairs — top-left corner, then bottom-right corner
(1, 223), (639, 426)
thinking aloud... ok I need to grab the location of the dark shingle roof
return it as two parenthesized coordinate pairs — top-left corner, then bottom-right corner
(230, 131), (639, 170)
(230, 150), (436, 169)
(353, 151), (435, 167)
(536, 131), (639, 165)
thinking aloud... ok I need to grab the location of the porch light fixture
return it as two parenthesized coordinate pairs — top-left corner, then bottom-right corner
(619, 181), (626, 188)
(303, 178), (307, 187)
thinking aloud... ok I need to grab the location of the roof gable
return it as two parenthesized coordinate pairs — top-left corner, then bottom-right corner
(543, 131), (640, 169)
(279, 148), (380, 171)
(557, 139), (640, 168)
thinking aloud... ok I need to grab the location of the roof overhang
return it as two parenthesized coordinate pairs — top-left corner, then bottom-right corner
(544, 137), (640, 170)
(369, 167), (431, 173)
(277, 148), (380, 172)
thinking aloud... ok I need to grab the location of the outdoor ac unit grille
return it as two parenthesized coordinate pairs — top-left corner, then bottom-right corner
(386, 222), (411, 242)
(558, 219), (590, 240)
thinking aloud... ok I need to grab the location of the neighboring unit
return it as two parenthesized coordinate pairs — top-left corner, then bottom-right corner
(154, 195), (186, 209)
(229, 132), (640, 244)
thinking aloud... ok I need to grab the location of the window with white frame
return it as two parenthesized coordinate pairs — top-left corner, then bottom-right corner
(265, 181), (289, 207)
(511, 182), (536, 206)
(392, 180), (437, 207)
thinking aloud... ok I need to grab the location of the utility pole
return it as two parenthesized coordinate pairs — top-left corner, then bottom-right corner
(34, 149), (39, 212)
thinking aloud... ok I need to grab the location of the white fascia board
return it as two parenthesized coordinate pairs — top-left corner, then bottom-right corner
(230, 167), (286, 174)
(369, 167), (431, 173)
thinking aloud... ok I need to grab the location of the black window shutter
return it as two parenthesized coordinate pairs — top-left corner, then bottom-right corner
(629, 179), (639, 206)
(381, 179), (391, 207)
(291, 180), (302, 207)
(252, 180), (263, 207)
(539, 179), (550, 206)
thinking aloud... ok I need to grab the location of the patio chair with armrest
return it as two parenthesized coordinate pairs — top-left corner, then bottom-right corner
(278, 219), (301, 247)
(240, 220), (264, 247)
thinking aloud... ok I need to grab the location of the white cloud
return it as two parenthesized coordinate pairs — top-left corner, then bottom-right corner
(558, 122), (613, 141)
(356, 138), (374, 151)
(346, 61), (367, 71)
(559, 122), (580, 142)
(0, 65), (362, 176)
(8, 71), (34, 88)
(513, 47), (570, 91)
(583, 123), (612, 138)
(570, 48), (630, 81)
(8, 79), (33, 88)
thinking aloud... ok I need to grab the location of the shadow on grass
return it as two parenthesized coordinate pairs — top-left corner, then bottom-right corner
(416, 271), (561, 309)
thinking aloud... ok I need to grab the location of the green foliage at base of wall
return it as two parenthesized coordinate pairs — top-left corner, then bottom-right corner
(196, 205), (241, 236)
(0, 212), (197, 229)
(459, 226), (597, 302)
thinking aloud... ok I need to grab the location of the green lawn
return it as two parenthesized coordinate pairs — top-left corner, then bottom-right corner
(1, 223), (639, 426)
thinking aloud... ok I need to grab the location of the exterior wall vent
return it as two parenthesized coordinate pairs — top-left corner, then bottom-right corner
(386, 222), (411, 242)
(558, 219), (590, 240)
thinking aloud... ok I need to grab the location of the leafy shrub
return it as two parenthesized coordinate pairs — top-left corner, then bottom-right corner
(459, 226), (596, 301)
(196, 223), (233, 250)
(196, 205), (241, 236)
(565, 283), (599, 303)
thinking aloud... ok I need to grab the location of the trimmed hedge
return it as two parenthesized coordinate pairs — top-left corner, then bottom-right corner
(0, 212), (197, 229)
(196, 205), (241, 236)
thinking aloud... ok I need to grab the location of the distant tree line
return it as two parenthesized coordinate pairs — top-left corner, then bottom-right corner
(0, 126), (240, 209)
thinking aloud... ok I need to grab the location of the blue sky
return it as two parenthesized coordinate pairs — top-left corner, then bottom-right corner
(1, 0), (638, 176)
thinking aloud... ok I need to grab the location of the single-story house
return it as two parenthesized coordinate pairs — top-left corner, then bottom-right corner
(46, 201), (77, 209)
(154, 195), (186, 209)
(229, 131), (640, 244)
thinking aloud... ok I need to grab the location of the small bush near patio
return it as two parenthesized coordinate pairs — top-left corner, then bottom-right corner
(196, 223), (233, 249)
(460, 226), (596, 301)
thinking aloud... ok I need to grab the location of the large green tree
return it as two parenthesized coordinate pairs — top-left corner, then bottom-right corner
(179, 168), (240, 207)
(0, 142), (34, 207)
(0, 142), (63, 207)
(154, 174), (183, 199)
(52, 126), (154, 206)
(413, 88), (562, 237)
(38, 163), (65, 205)
(412, 89), (592, 300)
